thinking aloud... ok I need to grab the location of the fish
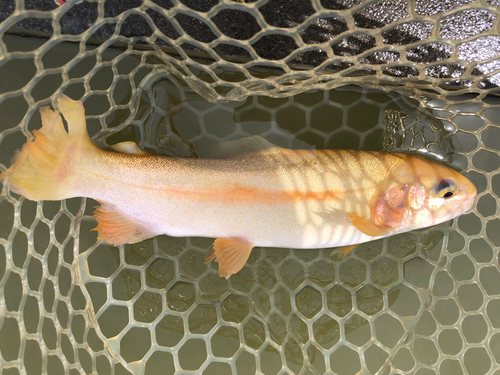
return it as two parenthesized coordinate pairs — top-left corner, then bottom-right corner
(1, 95), (477, 278)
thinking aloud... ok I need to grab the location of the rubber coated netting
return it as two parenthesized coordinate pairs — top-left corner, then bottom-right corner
(0, 1), (500, 374)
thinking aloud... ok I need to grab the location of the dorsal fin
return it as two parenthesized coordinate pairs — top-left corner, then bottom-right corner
(110, 141), (149, 155)
(209, 136), (280, 158)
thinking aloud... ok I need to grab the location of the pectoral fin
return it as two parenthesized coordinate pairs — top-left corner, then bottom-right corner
(94, 201), (157, 245)
(330, 244), (357, 260)
(205, 238), (254, 279)
(346, 213), (391, 237)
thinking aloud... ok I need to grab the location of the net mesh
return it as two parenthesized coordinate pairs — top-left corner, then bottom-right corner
(0, 0), (499, 374)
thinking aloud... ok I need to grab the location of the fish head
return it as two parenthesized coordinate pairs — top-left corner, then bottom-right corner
(399, 156), (477, 229)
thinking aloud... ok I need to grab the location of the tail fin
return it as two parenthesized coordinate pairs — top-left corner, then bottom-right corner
(1, 95), (94, 201)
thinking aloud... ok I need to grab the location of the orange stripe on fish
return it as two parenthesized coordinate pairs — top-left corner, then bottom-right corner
(156, 184), (343, 204)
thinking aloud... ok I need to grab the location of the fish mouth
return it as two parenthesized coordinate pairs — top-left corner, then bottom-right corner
(462, 193), (476, 213)
(448, 194), (476, 220)
(433, 193), (476, 223)
(451, 182), (477, 216)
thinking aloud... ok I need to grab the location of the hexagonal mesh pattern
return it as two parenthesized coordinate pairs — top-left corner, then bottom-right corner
(0, 1), (500, 374)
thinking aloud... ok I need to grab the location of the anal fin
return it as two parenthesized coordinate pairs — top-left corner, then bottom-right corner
(205, 238), (254, 279)
(346, 213), (391, 237)
(94, 201), (156, 245)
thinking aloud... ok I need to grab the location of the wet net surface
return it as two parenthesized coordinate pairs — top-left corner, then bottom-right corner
(0, 1), (500, 374)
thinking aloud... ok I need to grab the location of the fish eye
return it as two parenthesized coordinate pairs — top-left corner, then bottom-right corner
(435, 179), (456, 199)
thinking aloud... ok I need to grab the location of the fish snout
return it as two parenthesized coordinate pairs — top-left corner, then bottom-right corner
(461, 191), (476, 213)
(466, 180), (477, 197)
(459, 179), (477, 212)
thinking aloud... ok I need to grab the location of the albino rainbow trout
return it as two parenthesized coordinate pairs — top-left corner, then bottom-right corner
(2, 96), (476, 278)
